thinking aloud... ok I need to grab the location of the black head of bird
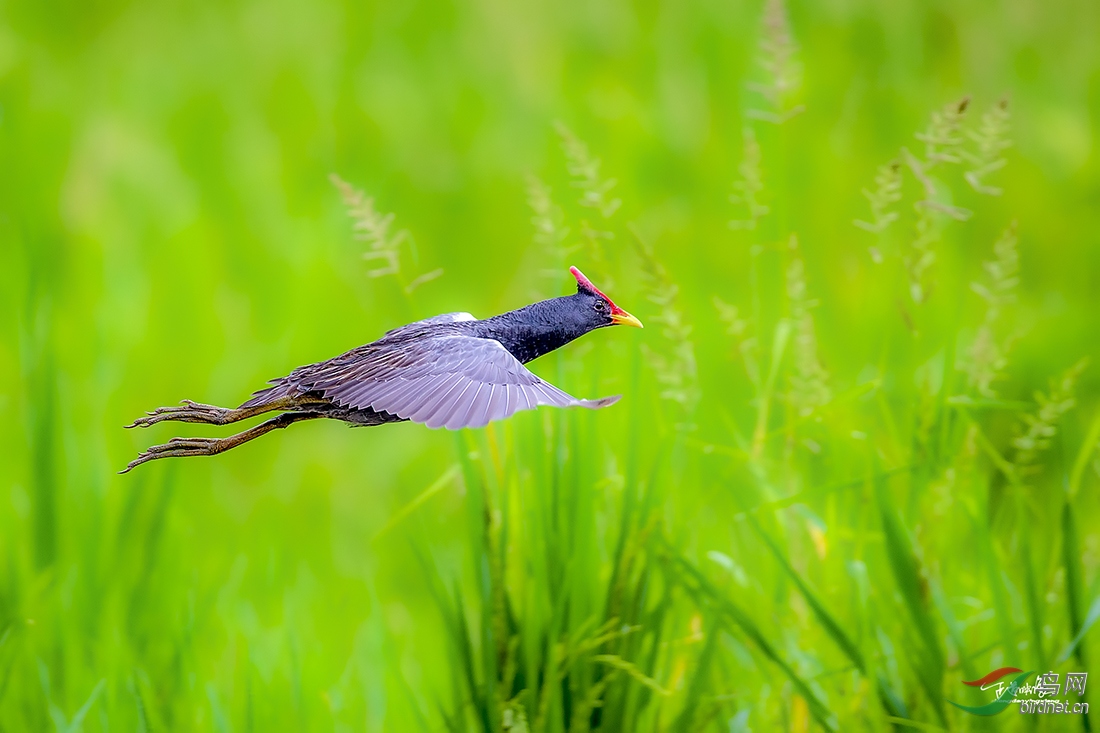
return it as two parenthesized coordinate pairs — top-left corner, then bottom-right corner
(122, 266), (642, 472)
(478, 266), (643, 363)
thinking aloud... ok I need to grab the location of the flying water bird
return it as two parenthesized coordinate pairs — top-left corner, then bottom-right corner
(121, 266), (642, 473)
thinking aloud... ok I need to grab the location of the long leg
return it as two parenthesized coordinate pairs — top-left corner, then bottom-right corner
(124, 396), (318, 429)
(120, 410), (323, 474)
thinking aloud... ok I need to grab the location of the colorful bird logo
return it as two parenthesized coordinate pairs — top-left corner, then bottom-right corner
(949, 667), (1033, 716)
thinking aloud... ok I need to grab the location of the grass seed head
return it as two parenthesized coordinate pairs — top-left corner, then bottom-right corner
(730, 126), (769, 231)
(747, 0), (804, 123)
(555, 122), (621, 221)
(968, 224), (1020, 396)
(964, 98), (1012, 195)
(915, 97), (970, 169)
(854, 160), (902, 246)
(786, 237), (830, 416)
(330, 173), (442, 292)
(1012, 359), (1088, 475)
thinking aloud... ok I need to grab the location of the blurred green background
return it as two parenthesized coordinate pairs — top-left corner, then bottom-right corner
(3, 0), (1100, 729)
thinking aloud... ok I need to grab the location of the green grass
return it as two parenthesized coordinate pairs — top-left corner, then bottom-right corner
(2, 0), (1100, 729)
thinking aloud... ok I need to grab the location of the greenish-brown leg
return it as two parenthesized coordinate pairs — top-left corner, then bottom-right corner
(120, 410), (323, 474)
(124, 397), (312, 429)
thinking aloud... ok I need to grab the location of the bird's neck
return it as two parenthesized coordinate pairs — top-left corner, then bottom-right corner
(475, 296), (588, 364)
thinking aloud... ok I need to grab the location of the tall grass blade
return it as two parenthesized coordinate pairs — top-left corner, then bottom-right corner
(1058, 593), (1100, 664)
(740, 502), (864, 672)
(668, 549), (837, 732)
(875, 472), (947, 724)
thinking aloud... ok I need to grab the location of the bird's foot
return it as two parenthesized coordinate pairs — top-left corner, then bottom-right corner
(119, 410), (322, 474)
(125, 400), (233, 428)
(119, 436), (225, 473)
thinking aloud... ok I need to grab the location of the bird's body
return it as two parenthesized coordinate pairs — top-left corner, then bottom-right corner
(122, 267), (641, 472)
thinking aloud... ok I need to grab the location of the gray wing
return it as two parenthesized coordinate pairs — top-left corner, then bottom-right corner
(301, 335), (620, 429)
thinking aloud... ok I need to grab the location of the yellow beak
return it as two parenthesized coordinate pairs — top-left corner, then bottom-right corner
(610, 310), (644, 329)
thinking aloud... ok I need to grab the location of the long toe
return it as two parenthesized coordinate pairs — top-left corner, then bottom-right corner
(145, 437), (220, 453)
(119, 439), (221, 473)
(125, 403), (231, 428)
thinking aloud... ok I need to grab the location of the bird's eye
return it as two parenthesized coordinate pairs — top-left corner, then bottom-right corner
(594, 300), (607, 312)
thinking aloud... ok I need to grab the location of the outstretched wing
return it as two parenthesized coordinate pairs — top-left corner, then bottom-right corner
(298, 335), (620, 429)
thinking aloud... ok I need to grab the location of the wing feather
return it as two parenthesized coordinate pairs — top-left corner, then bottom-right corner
(392, 378), (428, 408)
(395, 377), (442, 420)
(422, 376), (470, 429)
(468, 384), (495, 429)
(442, 378), (481, 431)
(367, 378), (411, 407)
(493, 384), (513, 422)
(514, 384), (533, 411)
(454, 382), (487, 429)
(307, 335), (620, 430)
(419, 374), (469, 426)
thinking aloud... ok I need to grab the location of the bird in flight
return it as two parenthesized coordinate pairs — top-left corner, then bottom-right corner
(121, 266), (642, 472)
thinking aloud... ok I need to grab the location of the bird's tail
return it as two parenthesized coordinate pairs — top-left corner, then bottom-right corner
(239, 384), (287, 409)
(240, 361), (321, 409)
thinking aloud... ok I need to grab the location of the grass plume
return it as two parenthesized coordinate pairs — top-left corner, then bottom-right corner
(967, 224), (1020, 397)
(854, 160), (902, 262)
(964, 99), (1012, 196)
(634, 230), (700, 422)
(747, 0), (804, 123)
(555, 123), (621, 221)
(1012, 359), (1087, 475)
(785, 237), (830, 417)
(330, 173), (443, 293)
(729, 127), (769, 231)
(526, 175), (572, 260)
(855, 98), (981, 302)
